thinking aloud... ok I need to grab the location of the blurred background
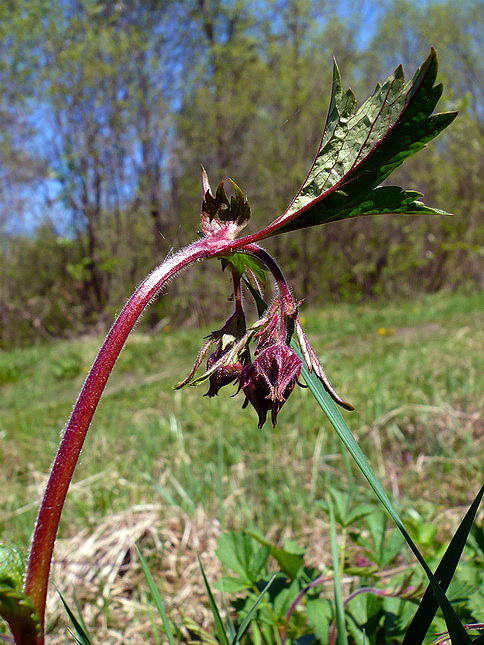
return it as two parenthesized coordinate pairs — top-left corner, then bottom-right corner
(0, 0), (482, 346)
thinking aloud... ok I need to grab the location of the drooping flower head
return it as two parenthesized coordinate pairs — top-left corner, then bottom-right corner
(241, 342), (302, 428)
(176, 301), (251, 397)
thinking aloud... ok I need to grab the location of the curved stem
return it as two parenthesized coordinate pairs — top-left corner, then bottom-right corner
(21, 235), (291, 644)
(23, 238), (224, 642)
(240, 243), (294, 305)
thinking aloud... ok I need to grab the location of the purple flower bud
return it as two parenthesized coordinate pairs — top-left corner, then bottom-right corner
(241, 342), (302, 428)
(204, 351), (245, 398)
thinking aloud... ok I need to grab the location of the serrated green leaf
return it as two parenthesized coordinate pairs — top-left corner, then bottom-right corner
(246, 530), (305, 579)
(273, 579), (300, 619)
(216, 576), (253, 593)
(215, 531), (269, 585)
(269, 49), (457, 235)
(0, 544), (24, 590)
(307, 598), (333, 642)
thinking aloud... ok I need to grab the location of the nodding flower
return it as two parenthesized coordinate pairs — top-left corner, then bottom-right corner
(176, 307), (250, 397)
(177, 278), (353, 427)
(241, 341), (302, 428)
(204, 353), (245, 398)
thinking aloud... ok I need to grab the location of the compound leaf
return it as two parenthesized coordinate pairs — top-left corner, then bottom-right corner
(270, 49), (457, 236)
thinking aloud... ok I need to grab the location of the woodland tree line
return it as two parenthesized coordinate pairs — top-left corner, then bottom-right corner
(0, 0), (482, 346)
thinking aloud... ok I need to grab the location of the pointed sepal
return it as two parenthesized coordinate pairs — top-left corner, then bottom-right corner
(200, 169), (251, 239)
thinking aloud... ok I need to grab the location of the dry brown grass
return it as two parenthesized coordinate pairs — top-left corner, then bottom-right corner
(47, 505), (222, 643)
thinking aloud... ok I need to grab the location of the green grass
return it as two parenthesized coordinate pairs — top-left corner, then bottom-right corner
(1, 290), (481, 552)
(1, 290), (483, 642)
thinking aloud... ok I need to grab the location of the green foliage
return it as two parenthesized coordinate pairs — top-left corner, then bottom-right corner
(350, 511), (405, 570)
(207, 493), (482, 644)
(328, 498), (349, 645)
(403, 486), (484, 644)
(0, 362), (21, 386)
(2, 293), (482, 640)
(276, 50), (457, 235)
(0, 544), (40, 643)
(298, 339), (471, 642)
(319, 490), (374, 531)
(216, 532), (270, 592)
(222, 254), (267, 288)
(0, 544), (24, 592)
(247, 531), (305, 580)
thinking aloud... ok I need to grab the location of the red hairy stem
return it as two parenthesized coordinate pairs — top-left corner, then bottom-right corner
(21, 230), (283, 643)
(23, 236), (241, 642)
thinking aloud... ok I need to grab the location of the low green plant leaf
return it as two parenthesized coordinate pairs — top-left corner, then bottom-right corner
(270, 49), (457, 236)
(232, 574), (276, 644)
(216, 576), (254, 593)
(297, 352), (471, 643)
(319, 489), (374, 529)
(216, 531), (269, 585)
(199, 557), (230, 645)
(135, 545), (175, 645)
(402, 486), (484, 644)
(307, 598), (333, 642)
(245, 284), (470, 641)
(247, 529), (305, 579)
(273, 579), (300, 619)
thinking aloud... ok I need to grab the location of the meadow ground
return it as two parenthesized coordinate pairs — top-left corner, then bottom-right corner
(0, 290), (482, 642)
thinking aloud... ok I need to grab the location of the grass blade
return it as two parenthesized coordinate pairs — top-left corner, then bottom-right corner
(232, 574), (276, 644)
(403, 486), (484, 644)
(73, 594), (90, 637)
(328, 497), (348, 645)
(298, 354), (471, 644)
(199, 557), (230, 645)
(57, 589), (92, 645)
(135, 545), (175, 645)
